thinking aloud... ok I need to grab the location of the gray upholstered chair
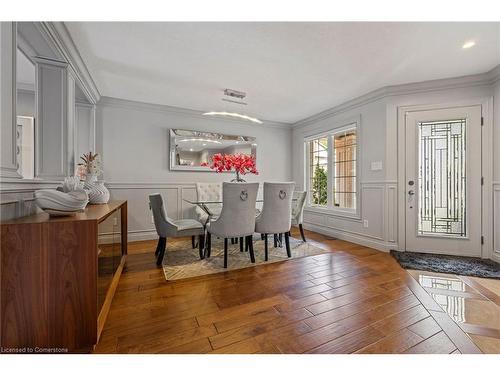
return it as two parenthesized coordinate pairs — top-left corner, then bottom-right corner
(291, 191), (307, 242)
(149, 193), (205, 266)
(255, 182), (295, 261)
(195, 182), (222, 224)
(206, 182), (259, 268)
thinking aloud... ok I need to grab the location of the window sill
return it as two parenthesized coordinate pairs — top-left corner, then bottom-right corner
(304, 205), (361, 221)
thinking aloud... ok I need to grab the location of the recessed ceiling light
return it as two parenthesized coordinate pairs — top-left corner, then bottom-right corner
(203, 111), (262, 124)
(462, 40), (476, 49)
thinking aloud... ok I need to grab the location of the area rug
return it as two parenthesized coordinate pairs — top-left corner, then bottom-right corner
(162, 235), (328, 281)
(391, 250), (500, 279)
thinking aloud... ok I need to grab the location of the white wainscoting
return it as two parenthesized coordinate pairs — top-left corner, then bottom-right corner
(0, 180), (61, 221)
(493, 182), (500, 262)
(302, 181), (398, 252)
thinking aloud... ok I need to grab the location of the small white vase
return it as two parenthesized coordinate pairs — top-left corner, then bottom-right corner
(83, 173), (98, 190)
(87, 181), (110, 204)
(84, 174), (110, 204)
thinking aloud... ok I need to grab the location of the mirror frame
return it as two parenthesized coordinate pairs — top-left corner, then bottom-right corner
(169, 129), (257, 172)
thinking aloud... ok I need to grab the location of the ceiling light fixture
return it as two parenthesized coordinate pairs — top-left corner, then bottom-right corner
(178, 138), (221, 144)
(203, 111), (262, 124)
(462, 40), (476, 49)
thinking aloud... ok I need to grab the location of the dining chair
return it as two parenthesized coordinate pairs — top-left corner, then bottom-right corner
(255, 182), (295, 261)
(195, 182), (222, 224)
(206, 182), (259, 268)
(149, 193), (205, 266)
(291, 190), (307, 242)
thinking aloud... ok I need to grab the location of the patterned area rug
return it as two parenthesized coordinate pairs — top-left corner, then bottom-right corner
(162, 235), (328, 281)
(391, 250), (500, 279)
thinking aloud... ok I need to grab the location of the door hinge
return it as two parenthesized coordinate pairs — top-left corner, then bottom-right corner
(481, 236), (484, 245)
(481, 117), (484, 126)
(481, 177), (484, 185)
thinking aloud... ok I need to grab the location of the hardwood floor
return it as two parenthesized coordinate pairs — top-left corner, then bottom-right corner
(94, 228), (484, 354)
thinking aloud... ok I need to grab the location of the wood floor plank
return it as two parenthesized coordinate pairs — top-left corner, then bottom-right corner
(356, 328), (425, 354)
(428, 310), (483, 354)
(407, 316), (442, 339)
(209, 308), (313, 350)
(404, 331), (456, 354)
(196, 295), (288, 326)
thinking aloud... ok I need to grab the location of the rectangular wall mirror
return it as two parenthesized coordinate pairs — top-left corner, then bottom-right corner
(169, 129), (257, 171)
(16, 47), (36, 179)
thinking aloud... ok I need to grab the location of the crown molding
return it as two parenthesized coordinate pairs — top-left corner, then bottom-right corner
(39, 22), (100, 104)
(293, 64), (500, 129)
(98, 96), (292, 130)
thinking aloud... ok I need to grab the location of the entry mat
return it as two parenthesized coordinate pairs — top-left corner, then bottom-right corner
(391, 250), (500, 279)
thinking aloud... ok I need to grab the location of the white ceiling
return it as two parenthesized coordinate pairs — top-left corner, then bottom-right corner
(66, 22), (500, 124)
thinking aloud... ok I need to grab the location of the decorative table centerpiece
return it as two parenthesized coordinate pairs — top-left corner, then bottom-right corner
(76, 151), (110, 204)
(202, 153), (258, 182)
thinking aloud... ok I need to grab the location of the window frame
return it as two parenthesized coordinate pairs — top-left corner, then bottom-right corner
(304, 120), (361, 220)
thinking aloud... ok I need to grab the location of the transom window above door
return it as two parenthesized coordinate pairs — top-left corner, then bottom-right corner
(305, 123), (358, 216)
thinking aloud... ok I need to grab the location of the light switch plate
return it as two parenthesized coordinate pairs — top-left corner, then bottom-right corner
(370, 161), (383, 171)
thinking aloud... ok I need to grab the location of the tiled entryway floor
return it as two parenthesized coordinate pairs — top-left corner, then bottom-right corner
(408, 269), (500, 353)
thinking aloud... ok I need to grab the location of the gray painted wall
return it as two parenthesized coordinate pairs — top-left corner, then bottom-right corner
(96, 97), (293, 241)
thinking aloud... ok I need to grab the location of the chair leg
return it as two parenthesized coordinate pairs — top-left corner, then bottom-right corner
(299, 223), (306, 242)
(239, 237), (244, 252)
(264, 234), (268, 261)
(155, 237), (162, 256)
(156, 237), (167, 266)
(261, 233), (265, 240)
(245, 237), (249, 252)
(198, 234), (205, 260)
(279, 233), (283, 247)
(191, 235), (197, 249)
(284, 232), (291, 258)
(247, 235), (256, 263)
(207, 232), (212, 258)
(274, 234), (278, 248)
(224, 238), (228, 268)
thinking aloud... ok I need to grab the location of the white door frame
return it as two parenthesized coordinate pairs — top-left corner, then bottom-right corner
(397, 98), (494, 259)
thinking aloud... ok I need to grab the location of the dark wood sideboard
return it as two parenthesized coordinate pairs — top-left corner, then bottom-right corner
(0, 201), (127, 353)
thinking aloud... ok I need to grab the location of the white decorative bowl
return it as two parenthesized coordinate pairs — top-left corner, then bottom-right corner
(34, 189), (89, 216)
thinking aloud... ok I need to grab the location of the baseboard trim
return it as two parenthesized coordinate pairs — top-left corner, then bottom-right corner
(303, 222), (398, 252)
(103, 225), (399, 251)
(99, 229), (158, 244)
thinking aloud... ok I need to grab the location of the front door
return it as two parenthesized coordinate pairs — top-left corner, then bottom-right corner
(405, 106), (482, 256)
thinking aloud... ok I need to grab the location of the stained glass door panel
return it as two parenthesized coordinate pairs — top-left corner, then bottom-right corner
(418, 119), (466, 237)
(405, 106), (482, 257)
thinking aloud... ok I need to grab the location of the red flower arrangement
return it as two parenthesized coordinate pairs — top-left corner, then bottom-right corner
(201, 153), (258, 182)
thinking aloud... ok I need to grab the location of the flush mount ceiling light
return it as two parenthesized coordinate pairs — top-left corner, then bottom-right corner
(203, 111), (263, 124)
(203, 88), (263, 124)
(462, 40), (476, 49)
(178, 138), (221, 144)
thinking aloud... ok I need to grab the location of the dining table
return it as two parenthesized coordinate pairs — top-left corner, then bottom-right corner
(183, 198), (297, 255)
